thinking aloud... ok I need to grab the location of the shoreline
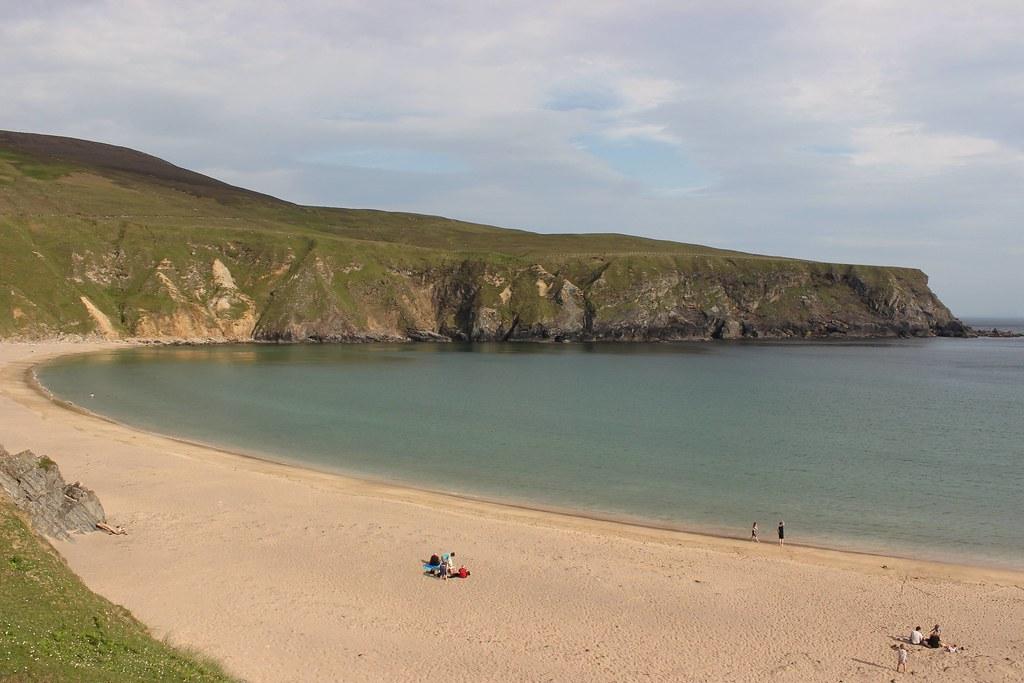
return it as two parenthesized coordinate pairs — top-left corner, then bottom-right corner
(25, 343), (1022, 579)
(2, 341), (1023, 682)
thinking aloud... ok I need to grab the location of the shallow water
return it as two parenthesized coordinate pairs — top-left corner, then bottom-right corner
(39, 338), (1024, 568)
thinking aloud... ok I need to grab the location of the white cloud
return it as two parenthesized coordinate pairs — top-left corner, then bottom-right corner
(850, 125), (1012, 174)
(612, 75), (680, 113)
(601, 124), (681, 145)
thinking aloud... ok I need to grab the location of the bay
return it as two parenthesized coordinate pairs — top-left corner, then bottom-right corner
(38, 338), (1024, 568)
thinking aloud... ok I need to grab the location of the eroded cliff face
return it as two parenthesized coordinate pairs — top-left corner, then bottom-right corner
(3, 227), (966, 343)
(423, 257), (965, 342)
(50, 237), (964, 341)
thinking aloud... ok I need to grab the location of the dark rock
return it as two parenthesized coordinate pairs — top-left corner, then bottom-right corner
(406, 329), (451, 342)
(972, 327), (1024, 338)
(935, 319), (972, 337)
(0, 445), (106, 539)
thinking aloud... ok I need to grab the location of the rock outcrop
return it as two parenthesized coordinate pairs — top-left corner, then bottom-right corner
(0, 445), (106, 539)
(974, 327), (1023, 338)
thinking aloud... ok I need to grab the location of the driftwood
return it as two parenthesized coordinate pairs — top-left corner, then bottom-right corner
(96, 521), (126, 535)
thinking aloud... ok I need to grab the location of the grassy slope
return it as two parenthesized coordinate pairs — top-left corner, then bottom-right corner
(0, 501), (234, 682)
(0, 132), (742, 258)
(0, 131), (943, 340)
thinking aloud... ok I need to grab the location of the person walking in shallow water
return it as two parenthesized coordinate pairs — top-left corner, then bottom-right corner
(751, 522), (759, 542)
(777, 520), (785, 546)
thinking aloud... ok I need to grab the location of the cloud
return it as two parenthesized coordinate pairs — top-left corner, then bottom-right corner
(601, 124), (682, 145)
(849, 125), (1012, 175)
(612, 76), (680, 113)
(301, 148), (469, 174)
(1, 0), (1022, 315)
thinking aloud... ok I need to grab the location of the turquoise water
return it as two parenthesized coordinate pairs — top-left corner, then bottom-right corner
(38, 339), (1024, 568)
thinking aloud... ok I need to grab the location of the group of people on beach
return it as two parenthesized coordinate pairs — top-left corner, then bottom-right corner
(895, 624), (959, 672)
(749, 520), (784, 545)
(423, 551), (470, 580)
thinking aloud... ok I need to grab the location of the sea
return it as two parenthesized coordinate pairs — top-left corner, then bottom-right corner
(38, 331), (1024, 569)
(962, 317), (1024, 335)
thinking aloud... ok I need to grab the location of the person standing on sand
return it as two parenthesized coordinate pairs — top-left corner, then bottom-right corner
(439, 555), (450, 580)
(777, 520), (785, 546)
(439, 551), (455, 580)
(896, 643), (908, 673)
(751, 522), (759, 542)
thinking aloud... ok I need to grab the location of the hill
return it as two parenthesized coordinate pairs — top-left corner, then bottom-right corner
(0, 131), (966, 341)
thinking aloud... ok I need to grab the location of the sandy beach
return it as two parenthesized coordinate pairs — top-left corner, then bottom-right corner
(1, 342), (1022, 682)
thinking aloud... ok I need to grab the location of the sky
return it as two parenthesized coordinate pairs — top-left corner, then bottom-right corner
(2, 1), (1022, 316)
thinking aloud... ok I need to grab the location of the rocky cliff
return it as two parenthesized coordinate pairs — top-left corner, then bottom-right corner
(252, 254), (964, 342)
(0, 131), (966, 342)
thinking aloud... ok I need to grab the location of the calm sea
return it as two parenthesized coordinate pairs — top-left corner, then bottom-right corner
(39, 338), (1024, 568)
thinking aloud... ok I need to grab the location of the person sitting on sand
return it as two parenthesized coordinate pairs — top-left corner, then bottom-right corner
(424, 554), (443, 577)
(910, 626), (924, 645)
(456, 565), (470, 579)
(927, 624), (942, 648)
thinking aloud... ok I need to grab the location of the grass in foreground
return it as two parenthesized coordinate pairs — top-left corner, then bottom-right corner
(0, 501), (235, 682)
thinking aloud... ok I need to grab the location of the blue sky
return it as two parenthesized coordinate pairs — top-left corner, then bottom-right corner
(2, 1), (1022, 316)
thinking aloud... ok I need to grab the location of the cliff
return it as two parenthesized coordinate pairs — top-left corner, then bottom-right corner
(0, 131), (966, 342)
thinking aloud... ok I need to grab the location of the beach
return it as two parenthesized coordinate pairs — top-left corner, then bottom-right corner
(1, 342), (1022, 682)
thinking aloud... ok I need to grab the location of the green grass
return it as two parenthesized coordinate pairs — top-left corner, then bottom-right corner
(0, 150), (75, 181)
(0, 501), (235, 682)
